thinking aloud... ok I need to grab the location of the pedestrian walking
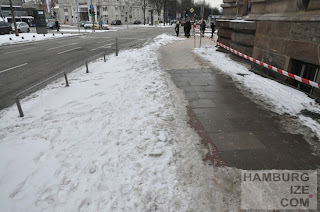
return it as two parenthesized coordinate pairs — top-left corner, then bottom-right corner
(100, 20), (104, 30)
(185, 20), (191, 38)
(211, 19), (215, 38)
(55, 20), (60, 32)
(175, 21), (180, 37)
(200, 19), (206, 37)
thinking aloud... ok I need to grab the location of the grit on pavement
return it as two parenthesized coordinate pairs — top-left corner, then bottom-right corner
(159, 35), (320, 170)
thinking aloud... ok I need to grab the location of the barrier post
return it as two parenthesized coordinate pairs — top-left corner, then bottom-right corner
(116, 37), (118, 56)
(16, 97), (24, 117)
(199, 31), (202, 48)
(86, 60), (89, 73)
(193, 23), (196, 49)
(104, 52), (106, 62)
(64, 73), (69, 87)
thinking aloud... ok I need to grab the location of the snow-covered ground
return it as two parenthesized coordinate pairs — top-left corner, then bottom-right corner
(0, 34), (240, 211)
(132, 24), (173, 28)
(0, 33), (77, 46)
(59, 29), (117, 33)
(195, 45), (320, 143)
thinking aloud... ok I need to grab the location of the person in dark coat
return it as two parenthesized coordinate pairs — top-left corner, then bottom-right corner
(55, 20), (60, 32)
(175, 21), (180, 37)
(200, 19), (206, 37)
(211, 20), (215, 38)
(185, 20), (191, 38)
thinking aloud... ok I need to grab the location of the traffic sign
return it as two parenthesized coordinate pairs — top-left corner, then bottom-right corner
(190, 8), (194, 13)
(90, 4), (93, 9)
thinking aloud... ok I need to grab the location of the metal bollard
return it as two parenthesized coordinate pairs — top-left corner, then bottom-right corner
(116, 37), (118, 56)
(86, 60), (89, 73)
(15, 71), (70, 117)
(104, 52), (106, 62)
(16, 97), (24, 117)
(64, 72), (69, 87)
(199, 32), (202, 48)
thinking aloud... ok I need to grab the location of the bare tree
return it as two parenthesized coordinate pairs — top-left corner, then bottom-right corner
(149, 0), (162, 16)
(134, 0), (149, 25)
(9, 0), (18, 35)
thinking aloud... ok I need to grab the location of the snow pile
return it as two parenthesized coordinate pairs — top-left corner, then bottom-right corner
(0, 33), (76, 46)
(0, 34), (240, 211)
(194, 45), (320, 140)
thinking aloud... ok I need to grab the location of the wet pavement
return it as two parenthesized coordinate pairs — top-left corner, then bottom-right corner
(159, 35), (320, 170)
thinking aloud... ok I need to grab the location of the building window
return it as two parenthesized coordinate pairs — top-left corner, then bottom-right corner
(64, 8), (68, 12)
(103, 7), (107, 11)
(289, 59), (320, 94)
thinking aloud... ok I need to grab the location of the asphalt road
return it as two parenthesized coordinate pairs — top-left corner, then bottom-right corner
(0, 25), (174, 110)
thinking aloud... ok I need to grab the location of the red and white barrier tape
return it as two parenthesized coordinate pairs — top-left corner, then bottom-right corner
(194, 29), (320, 89)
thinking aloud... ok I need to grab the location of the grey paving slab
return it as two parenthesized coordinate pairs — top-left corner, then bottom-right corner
(208, 132), (266, 151)
(190, 86), (204, 92)
(184, 92), (198, 100)
(190, 99), (216, 108)
(178, 86), (195, 93)
(174, 81), (190, 88)
(199, 118), (236, 133)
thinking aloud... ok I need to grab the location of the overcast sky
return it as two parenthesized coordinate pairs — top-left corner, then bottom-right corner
(209, 0), (223, 8)
(198, 0), (223, 9)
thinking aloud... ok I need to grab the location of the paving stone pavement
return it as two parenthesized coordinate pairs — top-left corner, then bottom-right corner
(159, 35), (320, 170)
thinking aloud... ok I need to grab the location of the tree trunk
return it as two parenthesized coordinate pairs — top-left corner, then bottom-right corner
(143, 0), (146, 25)
(163, 0), (166, 25)
(9, 0), (18, 36)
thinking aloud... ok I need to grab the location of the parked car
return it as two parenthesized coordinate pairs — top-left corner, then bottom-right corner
(79, 20), (86, 27)
(0, 21), (12, 34)
(46, 19), (55, 24)
(84, 22), (99, 29)
(111, 20), (122, 25)
(11, 22), (30, 33)
(47, 21), (58, 29)
(133, 20), (141, 24)
(2, 16), (35, 27)
(101, 23), (109, 30)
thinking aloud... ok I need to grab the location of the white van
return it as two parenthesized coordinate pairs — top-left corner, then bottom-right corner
(1, 16), (35, 27)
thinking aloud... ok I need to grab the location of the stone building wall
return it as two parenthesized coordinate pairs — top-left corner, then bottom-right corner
(217, 20), (232, 47)
(218, 0), (320, 97)
(229, 20), (255, 57)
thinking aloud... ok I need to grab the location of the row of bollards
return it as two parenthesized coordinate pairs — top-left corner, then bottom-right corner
(86, 37), (118, 73)
(17, 37), (119, 117)
(16, 72), (69, 117)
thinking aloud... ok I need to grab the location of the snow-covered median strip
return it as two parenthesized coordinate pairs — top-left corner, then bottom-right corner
(194, 45), (320, 140)
(0, 33), (77, 46)
(59, 29), (117, 33)
(0, 34), (240, 211)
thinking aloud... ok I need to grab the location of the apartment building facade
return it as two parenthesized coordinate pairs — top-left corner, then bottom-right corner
(58, 0), (163, 24)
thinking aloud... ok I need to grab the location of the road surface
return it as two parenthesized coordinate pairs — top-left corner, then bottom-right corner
(0, 26), (174, 110)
